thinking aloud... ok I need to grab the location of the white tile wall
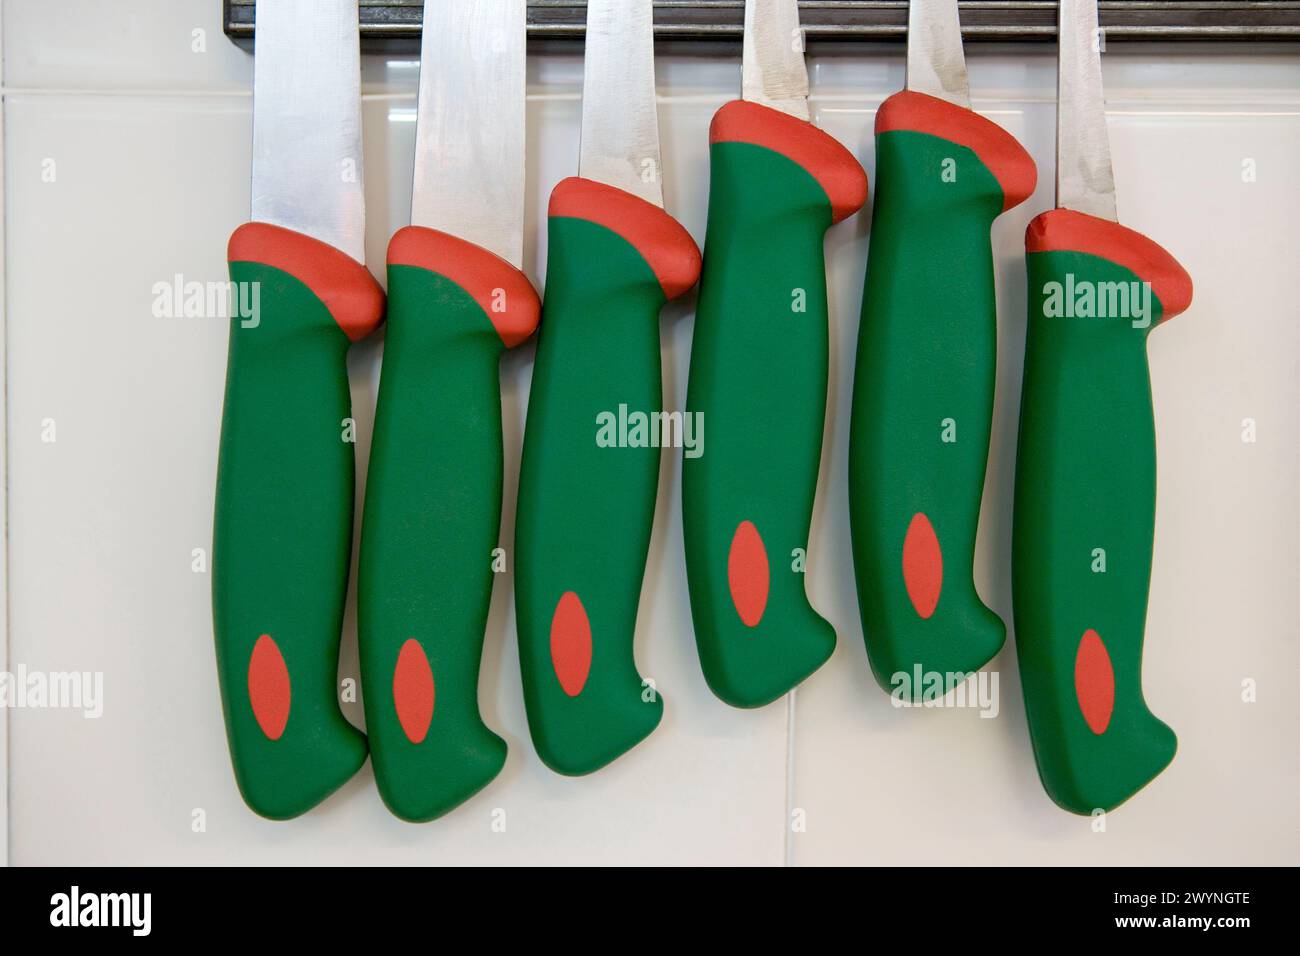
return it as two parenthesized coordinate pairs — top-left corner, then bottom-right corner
(3, 1), (1297, 865)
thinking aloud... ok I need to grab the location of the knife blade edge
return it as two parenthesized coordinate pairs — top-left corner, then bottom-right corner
(250, 0), (366, 263)
(578, 0), (664, 208)
(411, 0), (527, 268)
(1057, 0), (1119, 220)
(742, 0), (811, 121)
(905, 0), (971, 110)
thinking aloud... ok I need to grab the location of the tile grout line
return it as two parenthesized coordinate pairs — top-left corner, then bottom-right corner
(3, 86), (1295, 116)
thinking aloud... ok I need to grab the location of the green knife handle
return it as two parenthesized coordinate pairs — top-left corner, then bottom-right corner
(213, 222), (384, 819)
(683, 100), (867, 708)
(848, 91), (1037, 696)
(358, 227), (540, 822)
(1014, 208), (1192, 813)
(515, 177), (701, 775)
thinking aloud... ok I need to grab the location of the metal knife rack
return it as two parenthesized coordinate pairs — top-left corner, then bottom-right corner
(224, 2), (1300, 48)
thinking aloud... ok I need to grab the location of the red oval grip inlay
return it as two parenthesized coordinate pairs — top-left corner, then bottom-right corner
(393, 638), (435, 744)
(550, 592), (593, 697)
(727, 520), (770, 627)
(248, 634), (290, 741)
(1075, 629), (1115, 735)
(901, 512), (943, 619)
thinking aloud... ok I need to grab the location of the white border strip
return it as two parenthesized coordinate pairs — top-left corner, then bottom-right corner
(0, 0), (10, 868)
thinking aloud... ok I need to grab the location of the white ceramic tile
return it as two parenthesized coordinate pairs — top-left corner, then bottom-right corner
(2, 0), (252, 92)
(789, 69), (1300, 866)
(3, 76), (787, 865)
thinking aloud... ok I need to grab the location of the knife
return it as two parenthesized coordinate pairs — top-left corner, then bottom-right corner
(682, 0), (867, 708)
(514, 0), (701, 775)
(1013, 0), (1192, 813)
(847, 0), (1036, 697)
(213, 0), (380, 819)
(356, 2), (538, 822)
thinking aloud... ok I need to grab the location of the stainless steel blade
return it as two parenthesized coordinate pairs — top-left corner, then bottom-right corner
(741, 0), (810, 121)
(412, 0), (527, 267)
(578, 0), (664, 207)
(905, 0), (971, 109)
(250, 0), (366, 262)
(1057, 0), (1118, 220)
